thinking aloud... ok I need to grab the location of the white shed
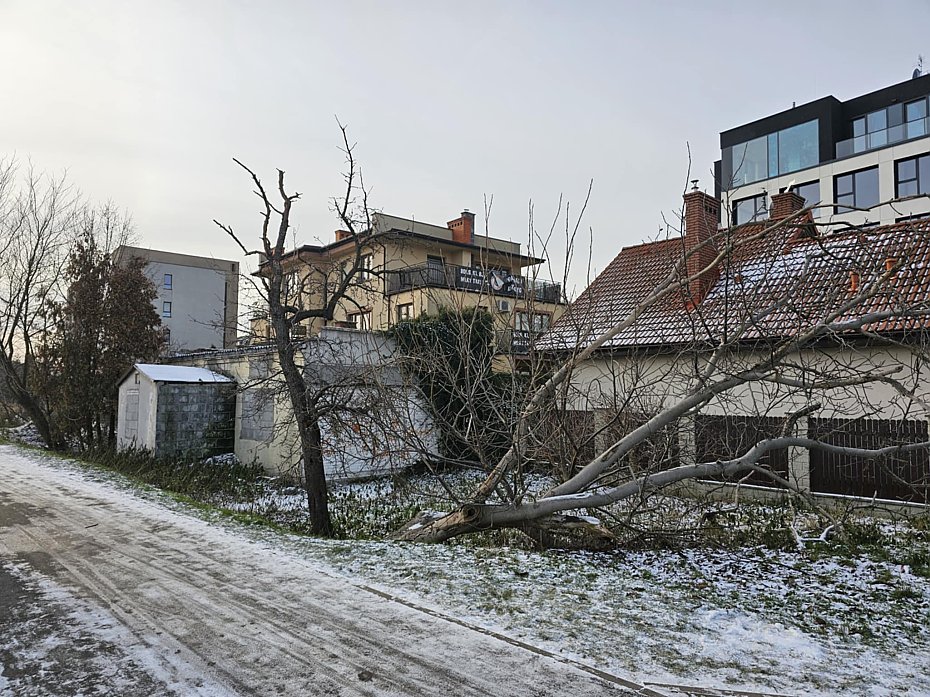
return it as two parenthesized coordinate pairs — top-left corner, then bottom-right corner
(116, 364), (236, 457)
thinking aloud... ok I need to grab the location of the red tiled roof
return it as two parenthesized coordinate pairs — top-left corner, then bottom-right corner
(544, 216), (930, 351)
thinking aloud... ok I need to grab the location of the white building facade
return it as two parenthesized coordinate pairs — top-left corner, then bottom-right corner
(114, 245), (239, 351)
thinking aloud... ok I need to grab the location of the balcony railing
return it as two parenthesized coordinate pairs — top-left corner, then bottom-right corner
(386, 263), (562, 303)
(836, 117), (929, 158)
(496, 329), (536, 355)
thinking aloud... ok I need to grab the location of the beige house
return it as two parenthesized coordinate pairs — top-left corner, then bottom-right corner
(255, 211), (565, 359)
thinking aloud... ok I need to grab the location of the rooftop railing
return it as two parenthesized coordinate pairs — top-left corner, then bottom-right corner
(386, 262), (562, 303)
(836, 117), (929, 158)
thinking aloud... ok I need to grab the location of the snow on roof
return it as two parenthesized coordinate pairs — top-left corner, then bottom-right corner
(134, 364), (234, 384)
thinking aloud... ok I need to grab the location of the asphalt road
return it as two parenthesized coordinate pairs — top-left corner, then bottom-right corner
(0, 446), (651, 696)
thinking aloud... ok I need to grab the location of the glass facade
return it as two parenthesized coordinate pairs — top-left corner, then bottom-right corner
(728, 120), (819, 186)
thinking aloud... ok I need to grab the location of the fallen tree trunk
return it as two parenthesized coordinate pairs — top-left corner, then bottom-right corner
(392, 436), (930, 546)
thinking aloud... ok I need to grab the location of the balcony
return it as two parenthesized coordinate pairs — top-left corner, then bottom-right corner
(386, 263), (562, 303)
(836, 117), (929, 158)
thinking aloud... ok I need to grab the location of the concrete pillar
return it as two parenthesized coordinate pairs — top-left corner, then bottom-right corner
(787, 419), (811, 492)
(679, 414), (697, 467)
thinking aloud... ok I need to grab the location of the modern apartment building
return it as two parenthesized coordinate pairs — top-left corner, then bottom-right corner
(717, 72), (930, 227)
(262, 211), (565, 356)
(114, 245), (239, 351)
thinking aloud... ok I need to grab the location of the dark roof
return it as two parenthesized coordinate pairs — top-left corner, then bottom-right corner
(544, 216), (930, 351)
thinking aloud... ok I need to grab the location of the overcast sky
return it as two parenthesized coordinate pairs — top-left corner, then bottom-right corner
(2, 0), (929, 295)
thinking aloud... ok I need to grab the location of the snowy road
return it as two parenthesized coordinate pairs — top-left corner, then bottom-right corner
(0, 446), (647, 696)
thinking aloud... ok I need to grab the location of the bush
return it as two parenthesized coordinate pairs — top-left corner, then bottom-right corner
(80, 446), (264, 500)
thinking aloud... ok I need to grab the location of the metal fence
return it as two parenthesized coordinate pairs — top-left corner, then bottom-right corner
(695, 414), (789, 487)
(808, 417), (930, 503)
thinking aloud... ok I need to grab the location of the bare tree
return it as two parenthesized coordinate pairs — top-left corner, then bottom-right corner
(390, 190), (930, 545)
(33, 208), (162, 450)
(214, 127), (379, 536)
(0, 158), (79, 446)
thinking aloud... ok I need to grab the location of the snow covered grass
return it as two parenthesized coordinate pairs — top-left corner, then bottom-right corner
(315, 541), (930, 695)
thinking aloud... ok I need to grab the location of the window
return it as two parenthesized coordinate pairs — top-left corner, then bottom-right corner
(396, 303), (413, 323)
(732, 193), (767, 225)
(896, 154), (930, 198)
(729, 135), (769, 186)
(777, 120), (820, 175)
(727, 119), (819, 186)
(835, 167), (879, 214)
(162, 301), (172, 318)
(906, 98), (928, 139)
(164, 328), (171, 343)
(515, 311), (551, 333)
(163, 273), (173, 289)
(792, 180), (821, 210)
(348, 311), (372, 330)
(358, 253), (373, 281)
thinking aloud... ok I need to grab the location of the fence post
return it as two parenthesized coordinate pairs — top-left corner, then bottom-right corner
(788, 418), (811, 492)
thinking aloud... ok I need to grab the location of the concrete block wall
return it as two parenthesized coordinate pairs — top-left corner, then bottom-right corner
(154, 383), (236, 458)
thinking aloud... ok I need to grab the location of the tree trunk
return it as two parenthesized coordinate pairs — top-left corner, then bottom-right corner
(0, 353), (57, 448)
(392, 506), (615, 549)
(302, 417), (332, 536)
(273, 313), (333, 536)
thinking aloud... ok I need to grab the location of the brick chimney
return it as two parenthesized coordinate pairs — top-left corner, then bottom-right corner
(769, 190), (806, 221)
(447, 210), (475, 245)
(683, 183), (721, 307)
(335, 229), (352, 242)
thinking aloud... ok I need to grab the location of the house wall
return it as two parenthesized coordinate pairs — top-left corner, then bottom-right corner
(569, 343), (930, 495)
(572, 344), (929, 421)
(173, 348), (296, 474)
(147, 260), (229, 351)
(172, 329), (439, 479)
(152, 383), (236, 458)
